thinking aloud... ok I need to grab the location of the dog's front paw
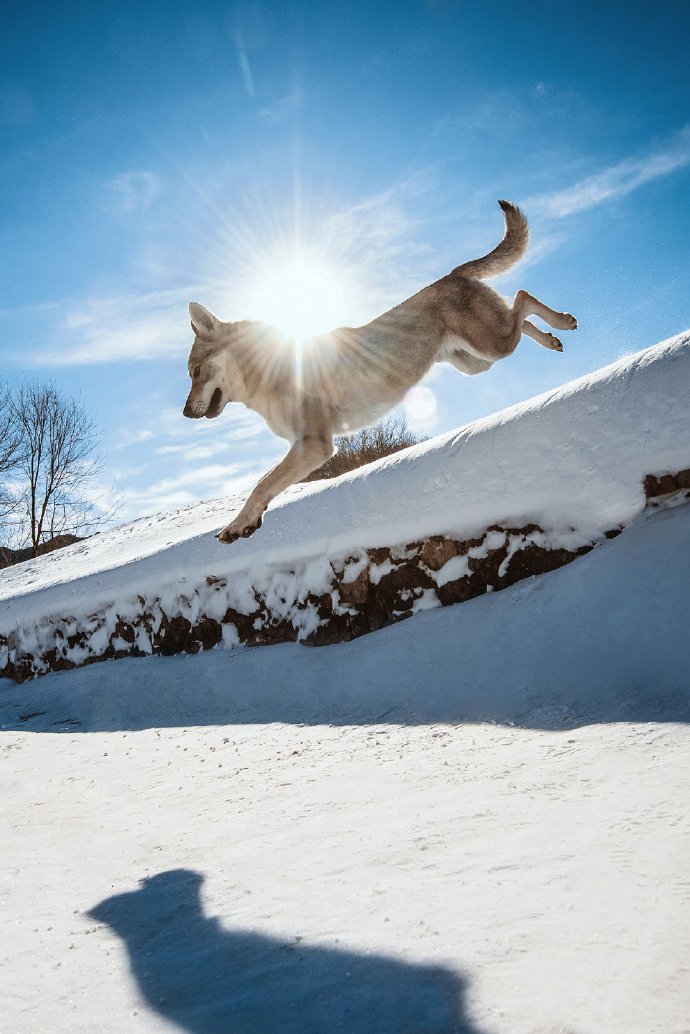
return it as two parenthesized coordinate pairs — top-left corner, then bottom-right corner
(562, 313), (578, 330)
(217, 527), (241, 544)
(216, 514), (263, 544)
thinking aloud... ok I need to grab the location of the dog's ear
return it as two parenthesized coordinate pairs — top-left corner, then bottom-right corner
(189, 301), (220, 337)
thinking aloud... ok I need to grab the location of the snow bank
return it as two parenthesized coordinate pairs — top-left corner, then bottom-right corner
(1, 330), (689, 680)
(4, 499), (689, 732)
(3, 502), (689, 1034)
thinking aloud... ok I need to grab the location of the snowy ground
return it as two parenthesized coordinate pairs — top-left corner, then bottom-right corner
(2, 502), (689, 1033)
(2, 330), (690, 678)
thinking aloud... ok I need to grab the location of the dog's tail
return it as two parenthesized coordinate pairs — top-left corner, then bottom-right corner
(451, 200), (529, 280)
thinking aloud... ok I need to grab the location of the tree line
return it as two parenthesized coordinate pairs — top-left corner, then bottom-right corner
(1, 381), (109, 558)
(304, 413), (423, 481)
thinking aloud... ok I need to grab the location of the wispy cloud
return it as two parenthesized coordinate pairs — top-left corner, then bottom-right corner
(106, 399), (281, 521)
(22, 174), (441, 368)
(28, 288), (188, 366)
(116, 465), (263, 521)
(527, 125), (690, 218)
(154, 442), (230, 460)
(153, 405), (268, 443)
(107, 170), (161, 215)
(258, 86), (304, 123)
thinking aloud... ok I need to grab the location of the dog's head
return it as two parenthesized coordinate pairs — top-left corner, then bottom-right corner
(183, 302), (246, 420)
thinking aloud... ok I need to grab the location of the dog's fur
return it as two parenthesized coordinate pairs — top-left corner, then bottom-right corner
(183, 200), (577, 543)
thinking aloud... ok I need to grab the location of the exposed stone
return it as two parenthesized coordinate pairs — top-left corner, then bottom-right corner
(366, 596), (390, 633)
(4, 467), (688, 682)
(418, 537), (458, 571)
(251, 618), (297, 647)
(192, 618), (223, 651)
(377, 562), (435, 596)
(501, 543), (591, 587)
(114, 619), (135, 644)
(367, 547), (390, 565)
(435, 574), (478, 608)
(158, 615), (193, 655)
(644, 472), (683, 498)
(338, 568), (369, 605)
(221, 609), (255, 643)
(307, 592), (334, 621)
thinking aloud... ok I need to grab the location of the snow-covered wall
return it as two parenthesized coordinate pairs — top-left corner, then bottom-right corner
(1, 331), (689, 682)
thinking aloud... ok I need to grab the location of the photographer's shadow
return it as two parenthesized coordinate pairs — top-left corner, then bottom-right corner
(89, 869), (488, 1033)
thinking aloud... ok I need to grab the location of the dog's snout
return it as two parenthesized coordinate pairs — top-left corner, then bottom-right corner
(183, 398), (203, 419)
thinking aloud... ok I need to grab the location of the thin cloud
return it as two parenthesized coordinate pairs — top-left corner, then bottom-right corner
(133, 463), (241, 495)
(258, 86), (304, 123)
(527, 125), (690, 218)
(234, 28), (257, 98)
(117, 469), (263, 521)
(29, 288), (189, 366)
(154, 405), (267, 443)
(155, 443), (229, 459)
(107, 170), (161, 215)
(26, 176), (440, 368)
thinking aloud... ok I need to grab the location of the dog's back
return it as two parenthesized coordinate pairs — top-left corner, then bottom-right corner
(184, 199), (576, 544)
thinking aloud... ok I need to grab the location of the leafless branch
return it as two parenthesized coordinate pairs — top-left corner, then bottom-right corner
(304, 413), (424, 481)
(5, 381), (116, 555)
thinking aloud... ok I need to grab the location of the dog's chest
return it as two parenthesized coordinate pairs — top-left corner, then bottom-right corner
(249, 394), (297, 442)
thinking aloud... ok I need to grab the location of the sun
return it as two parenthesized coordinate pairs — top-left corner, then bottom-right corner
(241, 247), (358, 339)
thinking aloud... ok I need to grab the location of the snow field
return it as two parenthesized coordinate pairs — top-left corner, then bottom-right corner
(4, 718), (689, 1034)
(2, 330), (690, 1032)
(2, 500), (689, 1032)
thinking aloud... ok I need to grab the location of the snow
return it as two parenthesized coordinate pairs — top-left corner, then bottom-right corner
(1, 331), (690, 1032)
(2, 330), (689, 642)
(2, 501), (689, 1033)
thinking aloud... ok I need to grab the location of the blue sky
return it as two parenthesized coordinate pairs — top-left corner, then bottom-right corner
(2, 0), (689, 523)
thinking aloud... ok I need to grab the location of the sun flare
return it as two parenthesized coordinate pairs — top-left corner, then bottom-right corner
(241, 248), (359, 339)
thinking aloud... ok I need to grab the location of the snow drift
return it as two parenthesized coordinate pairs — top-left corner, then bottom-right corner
(1, 330), (689, 681)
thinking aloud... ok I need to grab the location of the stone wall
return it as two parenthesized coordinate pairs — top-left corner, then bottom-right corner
(1, 469), (688, 684)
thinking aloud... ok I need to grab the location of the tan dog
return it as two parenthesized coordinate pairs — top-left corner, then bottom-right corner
(183, 200), (577, 543)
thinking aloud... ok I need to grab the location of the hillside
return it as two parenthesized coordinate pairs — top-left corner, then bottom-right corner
(1, 331), (689, 1034)
(1, 330), (689, 682)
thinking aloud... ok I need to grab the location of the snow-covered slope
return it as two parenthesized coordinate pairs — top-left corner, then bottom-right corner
(2, 332), (689, 1034)
(5, 498), (689, 731)
(1, 331), (689, 681)
(2, 500), (689, 1034)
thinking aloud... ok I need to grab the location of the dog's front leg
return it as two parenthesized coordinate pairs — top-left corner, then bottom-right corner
(217, 436), (335, 544)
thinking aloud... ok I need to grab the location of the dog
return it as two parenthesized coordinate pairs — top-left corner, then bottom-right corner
(183, 200), (577, 543)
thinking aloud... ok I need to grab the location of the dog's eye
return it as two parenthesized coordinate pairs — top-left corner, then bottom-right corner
(192, 365), (201, 379)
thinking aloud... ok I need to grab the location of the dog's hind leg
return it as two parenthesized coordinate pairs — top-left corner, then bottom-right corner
(512, 290), (577, 331)
(521, 319), (564, 352)
(217, 436), (334, 544)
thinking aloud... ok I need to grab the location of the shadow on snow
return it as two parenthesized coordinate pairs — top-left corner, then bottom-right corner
(88, 868), (488, 1034)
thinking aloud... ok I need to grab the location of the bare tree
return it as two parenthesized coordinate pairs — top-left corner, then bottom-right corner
(9, 382), (107, 556)
(304, 413), (423, 481)
(0, 381), (22, 523)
